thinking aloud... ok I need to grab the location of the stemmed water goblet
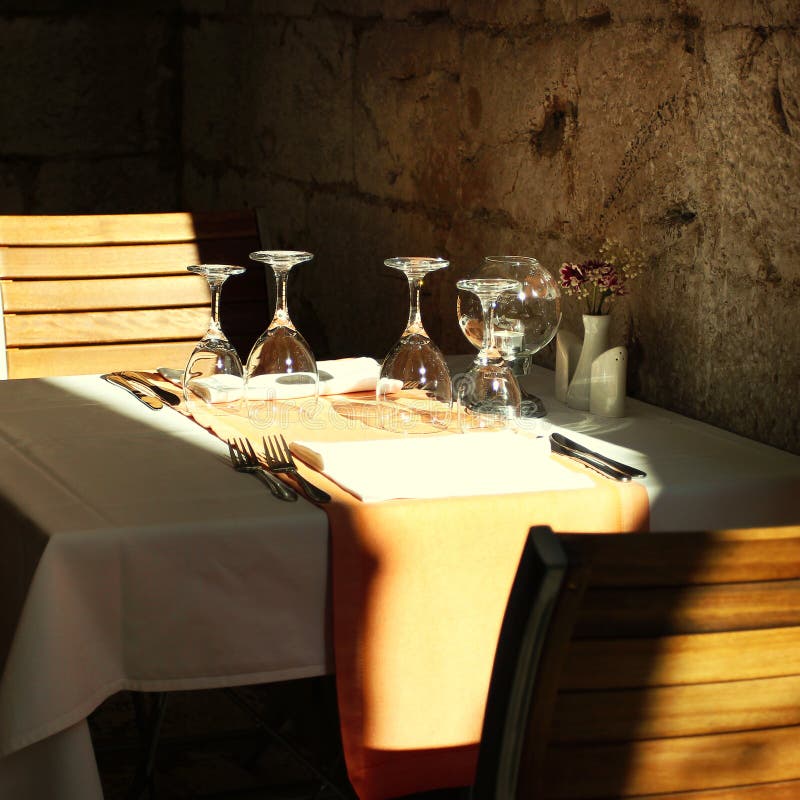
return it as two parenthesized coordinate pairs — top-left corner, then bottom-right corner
(457, 255), (561, 418)
(182, 264), (245, 417)
(455, 277), (523, 431)
(245, 251), (318, 425)
(377, 257), (452, 433)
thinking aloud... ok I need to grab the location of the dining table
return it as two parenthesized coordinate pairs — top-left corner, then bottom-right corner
(1, 359), (798, 800)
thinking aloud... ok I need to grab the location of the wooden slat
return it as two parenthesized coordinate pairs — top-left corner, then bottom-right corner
(6, 341), (198, 378)
(622, 778), (800, 799)
(551, 674), (800, 742)
(506, 530), (800, 800)
(574, 580), (800, 637)
(0, 238), (255, 278)
(560, 530), (800, 586)
(543, 726), (800, 798)
(0, 242), (198, 278)
(1, 275), (210, 312)
(5, 308), (210, 346)
(561, 625), (800, 689)
(0, 211), (256, 245)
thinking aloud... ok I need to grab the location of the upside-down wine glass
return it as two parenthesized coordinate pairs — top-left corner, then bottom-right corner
(455, 277), (523, 431)
(245, 251), (318, 426)
(182, 264), (246, 418)
(377, 257), (452, 433)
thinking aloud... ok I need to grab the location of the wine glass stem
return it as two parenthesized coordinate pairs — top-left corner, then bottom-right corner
(273, 269), (290, 326)
(478, 294), (500, 365)
(405, 275), (425, 335)
(208, 276), (226, 337)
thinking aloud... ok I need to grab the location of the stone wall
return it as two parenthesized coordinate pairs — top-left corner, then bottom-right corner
(0, 2), (181, 212)
(2, 1), (798, 453)
(181, 0), (800, 454)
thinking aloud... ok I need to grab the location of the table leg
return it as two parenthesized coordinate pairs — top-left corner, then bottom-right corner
(128, 692), (168, 800)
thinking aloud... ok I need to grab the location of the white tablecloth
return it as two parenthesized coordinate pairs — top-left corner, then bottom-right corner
(512, 368), (800, 531)
(0, 375), (330, 798)
(1, 368), (799, 799)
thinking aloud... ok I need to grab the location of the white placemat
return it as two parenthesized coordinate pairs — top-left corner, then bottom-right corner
(291, 431), (594, 502)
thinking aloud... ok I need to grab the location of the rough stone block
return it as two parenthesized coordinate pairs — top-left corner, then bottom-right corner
(458, 29), (581, 230)
(301, 193), (454, 357)
(450, 0), (545, 26)
(0, 15), (178, 157)
(321, 0), (449, 20)
(691, 0), (800, 27)
(183, 0), (317, 14)
(699, 28), (800, 284)
(0, 163), (26, 211)
(183, 15), (354, 186)
(33, 156), (178, 212)
(353, 18), (461, 204)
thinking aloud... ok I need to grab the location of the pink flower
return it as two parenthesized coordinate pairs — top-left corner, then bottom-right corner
(559, 263), (586, 289)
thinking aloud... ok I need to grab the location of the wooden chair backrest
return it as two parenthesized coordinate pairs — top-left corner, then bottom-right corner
(0, 211), (264, 379)
(474, 525), (800, 800)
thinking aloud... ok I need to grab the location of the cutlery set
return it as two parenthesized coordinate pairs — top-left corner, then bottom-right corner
(100, 371), (330, 502)
(101, 372), (181, 408)
(549, 432), (646, 482)
(101, 372), (644, 493)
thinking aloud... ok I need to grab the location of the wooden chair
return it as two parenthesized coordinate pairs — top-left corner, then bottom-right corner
(0, 211), (266, 379)
(474, 525), (800, 799)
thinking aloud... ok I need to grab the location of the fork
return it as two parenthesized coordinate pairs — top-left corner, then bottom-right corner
(263, 435), (331, 504)
(227, 439), (297, 502)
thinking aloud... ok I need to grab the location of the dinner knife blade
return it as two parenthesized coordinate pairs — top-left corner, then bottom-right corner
(118, 371), (181, 406)
(101, 374), (164, 410)
(550, 438), (631, 482)
(550, 432), (646, 478)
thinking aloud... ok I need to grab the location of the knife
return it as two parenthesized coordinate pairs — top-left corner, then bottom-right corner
(551, 432), (647, 478)
(101, 374), (164, 410)
(550, 437), (632, 482)
(117, 371), (181, 406)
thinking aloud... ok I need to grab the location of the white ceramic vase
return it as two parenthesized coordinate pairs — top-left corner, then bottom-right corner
(564, 314), (611, 411)
(554, 329), (581, 403)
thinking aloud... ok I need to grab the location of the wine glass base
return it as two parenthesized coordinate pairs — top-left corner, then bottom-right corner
(246, 398), (319, 429)
(458, 402), (519, 432)
(378, 395), (452, 434)
(245, 370), (320, 428)
(454, 359), (522, 432)
(520, 390), (547, 418)
(183, 346), (244, 419)
(184, 392), (243, 418)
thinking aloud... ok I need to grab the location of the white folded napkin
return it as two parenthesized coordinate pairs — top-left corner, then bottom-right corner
(187, 374), (244, 404)
(290, 431), (594, 502)
(317, 357), (384, 395)
(245, 358), (404, 402)
(244, 371), (319, 401)
(165, 357), (388, 404)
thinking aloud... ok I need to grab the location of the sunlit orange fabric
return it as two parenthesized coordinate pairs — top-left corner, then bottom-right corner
(324, 474), (647, 799)
(163, 383), (649, 799)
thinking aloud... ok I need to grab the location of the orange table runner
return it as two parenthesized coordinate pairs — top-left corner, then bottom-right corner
(156, 380), (649, 799)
